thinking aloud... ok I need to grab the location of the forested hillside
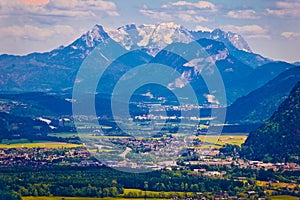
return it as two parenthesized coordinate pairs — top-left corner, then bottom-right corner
(241, 81), (300, 163)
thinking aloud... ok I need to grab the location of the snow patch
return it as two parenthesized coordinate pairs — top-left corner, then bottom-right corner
(204, 94), (219, 105)
(141, 92), (154, 99)
(168, 71), (191, 89)
(38, 117), (51, 124)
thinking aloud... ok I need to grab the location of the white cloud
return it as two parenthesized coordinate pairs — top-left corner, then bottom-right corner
(19, 0), (49, 6)
(140, 1), (214, 24)
(139, 7), (173, 21)
(162, 1), (217, 12)
(204, 94), (219, 105)
(0, 25), (76, 41)
(281, 32), (300, 39)
(221, 24), (270, 39)
(177, 14), (209, 23)
(47, 0), (119, 16)
(266, 1), (300, 17)
(0, 0), (119, 18)
(227, 9), (260, 19)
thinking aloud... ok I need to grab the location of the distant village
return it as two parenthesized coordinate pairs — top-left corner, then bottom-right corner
(0, 147), (101, 168)
(1, 143), (299, 173)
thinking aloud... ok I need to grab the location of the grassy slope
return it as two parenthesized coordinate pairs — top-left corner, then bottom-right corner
(0, 142), (82, 148)
(270, 195), (299, 200)
(23, 196), (169, 200)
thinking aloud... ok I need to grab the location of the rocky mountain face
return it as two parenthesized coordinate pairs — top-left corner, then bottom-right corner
(107, 23), (194, 55)
(108, 23), (250, 53)
(108, 23), (268, 67)
(0, 23), (291, 105)
(241, 81), (300, 163)
(0, 24), (114, 92)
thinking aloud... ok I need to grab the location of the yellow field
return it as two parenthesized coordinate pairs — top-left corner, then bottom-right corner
(23, 197), (169, 200)
(18, 194), (300, 200)
(0, 135), (246, 150)
(0, 142), (82, 149)
(256, 180), (300, 189)
(256, 180), (268, 187)
(122, 188), (194, 198)
(271, 182), (299, 189)
(270, 195), (299, 200)
(23, 197), (104, 200)
(193, 135), (247, 148)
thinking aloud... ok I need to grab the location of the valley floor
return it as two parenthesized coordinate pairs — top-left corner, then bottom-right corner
(21, 195), (300, 200)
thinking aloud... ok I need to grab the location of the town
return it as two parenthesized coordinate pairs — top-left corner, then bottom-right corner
(1, 135), (300, 172)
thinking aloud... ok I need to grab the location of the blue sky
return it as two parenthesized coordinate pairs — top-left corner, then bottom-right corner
(0, 0), (300, 62)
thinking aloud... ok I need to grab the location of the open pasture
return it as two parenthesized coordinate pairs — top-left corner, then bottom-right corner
(194, 135), (247, 148)
(0, 142), (82, 149)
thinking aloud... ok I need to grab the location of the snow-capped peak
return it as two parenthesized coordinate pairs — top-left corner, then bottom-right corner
(74, 22), (252, 57)
(154, 22), (182, 29)
(210, 29), (251, 52)
(120, 23), (137, 31)
(226, 31), (251, 52)
(140, 22), (192, 48)
(107, 22), (252, 55)
(107, 23), (139, 50)
(81, 24), (109, 48)
(107, 22), (193, 55)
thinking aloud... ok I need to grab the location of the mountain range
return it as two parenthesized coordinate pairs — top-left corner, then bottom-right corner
(0, 22), (299, 126)
(0, 23), (292, 104)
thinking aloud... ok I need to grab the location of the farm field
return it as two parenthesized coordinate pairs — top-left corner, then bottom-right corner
(270, 195), (299, 200)
(0, 134), (247, 149)
(23, 197), (105, 200)
(121, 188), (194, 198)
(22, 189), (195, 200)
(0, 141), (82, 149)
(23, 196), (169, 200)
(194, 135), (247, 148)
(256, 180), (300, 189)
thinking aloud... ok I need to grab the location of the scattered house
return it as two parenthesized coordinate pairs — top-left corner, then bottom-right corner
(247, 191), (256, 195)
(203, 171), (221, 176)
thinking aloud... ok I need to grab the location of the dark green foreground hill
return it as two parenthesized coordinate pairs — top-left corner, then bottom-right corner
(241, 81), (300, 163)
